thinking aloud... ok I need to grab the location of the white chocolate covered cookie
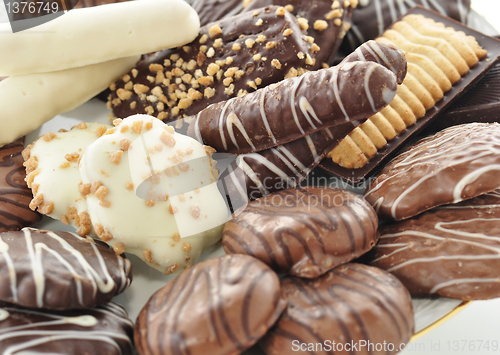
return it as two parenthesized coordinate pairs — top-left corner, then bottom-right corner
(79, 115), (228, 274)
(0, 56), (138, 147)
(23, 122), (112, 236)
(0, 0), (200, 76)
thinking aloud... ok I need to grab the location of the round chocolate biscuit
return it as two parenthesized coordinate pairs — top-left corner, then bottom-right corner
(0, 138), (41, 232)
(259, 263), (414, 355)
(0, 302), (134, 354)
(364, 123), (500, 221)
(371, 189), (500, 300)
(135, 254), (287, 355)
(0, 228), (132, 310)
(223, 187), (379, 278)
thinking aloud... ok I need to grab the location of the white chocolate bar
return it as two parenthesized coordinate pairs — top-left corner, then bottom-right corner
(79, 115), (228, 274)
(0, 0), (200, 76)
(0, 55), (139, 147)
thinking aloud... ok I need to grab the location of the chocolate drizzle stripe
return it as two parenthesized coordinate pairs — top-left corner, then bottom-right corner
(288, 277), (355, 348)
(226, 218), (280, 269)
(331, 270), (407, 338)
(0, 210), (33, 230)
(5, 165), (29, 190)
(326, 285), (374, 355)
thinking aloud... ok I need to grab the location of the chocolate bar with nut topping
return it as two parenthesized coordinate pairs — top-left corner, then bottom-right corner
(108, 6), (318, 129)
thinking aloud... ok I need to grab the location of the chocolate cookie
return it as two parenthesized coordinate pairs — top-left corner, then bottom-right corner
(192, 0), (245, 26)
(371, 189), (500, 300)
(0, 302), (134, 354)
(223, 187), (379, 278)
(345, 0), (471, 51)
(364, 123), (500, 221)
(109, 6), (318, 128)
(135, 254), (287, 355)
(0, 138), (41, 232)
(244, 0), (356, 68)
(0, 228), (132, 310)
(188, 60), (398, 154)
(259, 263), (414, 355)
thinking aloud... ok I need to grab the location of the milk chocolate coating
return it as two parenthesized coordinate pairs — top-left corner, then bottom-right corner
(188, 61), (398, 154)
(429, 62), (500, 131)
(259, 263), (414, 355)
(223, 187), (379, 278)
(244, 0), (354, 68)
(0, 302), (134, 354)
(344, 0), (471, 52)
(371, 189), (500, 300)
(110, 7), (316, 126)
(0, 138), (41, 232)
(364, 123), (500, 221)
(0, 228), (132, 310)
(135, 254), (287, 355)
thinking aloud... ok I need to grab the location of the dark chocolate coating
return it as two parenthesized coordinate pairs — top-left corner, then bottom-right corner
(219, 125), (355, 204)
(135, 254), (287, 355)
(259, 263), (414, 355)
(0, 228), (132, 310)
(0, 138), (41, 232)
(110, 6), (316, 127)
(344, 0), (471, 52)
(223, 187), (379, 278)
(371, 189), (500, 300)
(216, 40), (406, 202)
(188, 60), (398, 154)
(244, 0), (354, 68)
(191, 0), (244, 26)
(341, 40), (407, 84)
(364, 123), (500, 221)
(73, 0), (129, 7)
(428, 62), (500, 131)
(0, 302), (134, 355)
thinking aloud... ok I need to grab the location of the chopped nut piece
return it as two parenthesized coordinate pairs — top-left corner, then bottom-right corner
(79, 182), (92, 196)
(245, 38), (255, 48)
(232, 43), (241, 51)
(126, 181), (134, 190)
(247, 80), (257, 90)
(271, 59), (282, 69)
(208, 24), (222, 38)
(134, 84), (149, 95)
(334, 18), (342, 26)
(255, 78), (262, 85)
(182, 242), (192, 252)
(311, 43), (320, 52)
(297, 17), (309, 30)
(122, 74), (131, 83)
(160, 131), (176, 147)
(164, 263), (179, 275)
(149, 63), (163, 72)
(65, 152), (80, 162)
(61, 215), (69, 225)
(204, 87), (215, 98)
(253, 53), (262, 61)
(266, 41), (277, 49)
(255, 18), (263, 26)
(143, 249), (154, 263)
(207, 63), (220, 76)
(283, 28), (293, 37)
(297, 52), (305, 59)
(276, 6), (286, 16)
(43, 132), (57, 142)
(314, 19), (328, 31)
(223, 77), (233, 86)
(113, 243), (126, 255)
(109, 150), (123, 164)
(38, 201), (54, 215)
(191, 205), (201, 219)
(59, 161), (70, 169)
(95, 186), (109, 201)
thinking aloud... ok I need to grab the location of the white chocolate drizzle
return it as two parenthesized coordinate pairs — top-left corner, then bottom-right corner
(2, 228), (129, 309)
(0, 303), (133, 355)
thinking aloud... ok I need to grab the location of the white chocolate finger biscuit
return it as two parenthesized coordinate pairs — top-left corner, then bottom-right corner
(80, 115), (228, 274)
(0, 56), (138, 147)
(23, 122), (111, 236)
(0, 0), (200, 76)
